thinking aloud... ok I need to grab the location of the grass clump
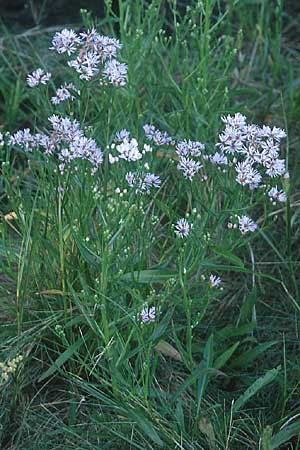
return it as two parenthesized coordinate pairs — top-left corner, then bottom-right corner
(0, 1), (300, 449)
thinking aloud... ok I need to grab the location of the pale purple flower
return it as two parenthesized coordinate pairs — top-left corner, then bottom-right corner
(103, 59), (127, 86)
(265, 158), (285, 177)
(27, 68), (51, 87)
(261, 125), (286, 141)
(143, 124), (173, 146)
(68, 51), (100, 81)
(114, 129), (130, 142)
(210, 152), (228, 165)
(51, 82), (79, 105)
(221, 113), (247, 128)
(9, 128), (37, 151)
(217, 126), (245, 154)
(268, 186), (286, 203)
(174, 218), (190, 238)
(238, 215), (258, 234)
(50, 28), (81, 55)
(176, 140), (204, 158)
(140, 306), (156, 324)
(125, 171), (161, 194)
(177, 157), (202, 180)
(209, 274), (222, 288)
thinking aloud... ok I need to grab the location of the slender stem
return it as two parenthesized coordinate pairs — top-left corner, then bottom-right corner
(58, 188), (67, 319)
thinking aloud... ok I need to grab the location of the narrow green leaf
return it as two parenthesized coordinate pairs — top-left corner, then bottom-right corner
(214, 342), (240, 370)
(231, 341), (277, 368)
(121, 269), (177, 283)
(39, 337), (85, 382)
(271, 422), (300, 449)
(233, 367), (280, 413)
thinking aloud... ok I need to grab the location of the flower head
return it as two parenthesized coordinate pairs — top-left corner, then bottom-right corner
(174, 218), (190, 238)
(268, 186), (286, 204)
(238, 215), (258, 234)
(50, 28), (81, 55)
(27, 68), (51, 87)
(139, 306), (156, 324)
(209, 274), (222, 288)
(177, 157), (202, 180)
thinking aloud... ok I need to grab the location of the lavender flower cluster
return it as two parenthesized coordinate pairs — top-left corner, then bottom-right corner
(51, 28), (128, 85)
(215, 113), (287, 191)
(9, 115), (103, 175)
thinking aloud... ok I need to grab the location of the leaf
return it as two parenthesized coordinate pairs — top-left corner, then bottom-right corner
(172, 366), (222, 404)
(271, 422), (300, 449)
(212, 247), (244, 268)
(239, 288), (257, 324)
(73, 235), (101, 267)
(121, 269), (177, 284)
(38, 337), (85, 382)
(150, 308), (174, 342)
(127, 409), (164, 447)
(231, 341), (277, 368)
(155, 340), (182, 361)
(233, 367), (280, 413)
(213, 342), (240, 370)
(197, 335), (214, 416)
(217, 322), (256, 340)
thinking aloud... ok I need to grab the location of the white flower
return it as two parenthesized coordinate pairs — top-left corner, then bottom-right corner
(268, 186), (286, 203)
(221, 113), (247, 128)
(140, 306), (156, 324)
(209, 274), (222, 288)
(103, 59), (127, 86)
(238, 215), (258, 234)
(0, 132), (4, 146)
(116, 138), (142, 161)
(50, 28), (81, 55)
(27, 68), (51, 87)
(174, 218), (190, 238)
(177, 157), (202, 180)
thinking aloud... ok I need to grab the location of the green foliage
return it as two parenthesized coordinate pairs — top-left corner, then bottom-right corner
(0, 1), (300, 449)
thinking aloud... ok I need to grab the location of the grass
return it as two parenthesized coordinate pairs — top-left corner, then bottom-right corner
(0, 1), (300, 449)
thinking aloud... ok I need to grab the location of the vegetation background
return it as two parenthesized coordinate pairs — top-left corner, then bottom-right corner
(1, 1), (300, 449)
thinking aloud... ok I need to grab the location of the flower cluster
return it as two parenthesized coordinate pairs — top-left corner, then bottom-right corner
(51, 82), (79, 105)
(125, 171), (161, 194)
(143, 124), (174, 146)
(50, 28), (127, 84)
(0, 354), (23, 385)
(27, 68), (51, 87)
(9, 115), (103, 175)
(215, 113), (286, 189)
